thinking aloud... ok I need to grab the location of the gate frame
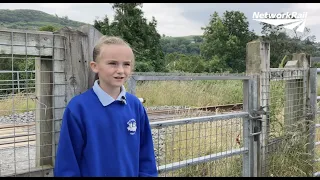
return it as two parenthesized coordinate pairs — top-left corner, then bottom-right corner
(127, 73), (256, 177)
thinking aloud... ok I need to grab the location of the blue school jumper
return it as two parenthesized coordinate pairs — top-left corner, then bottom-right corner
(54, 80), (158, 177)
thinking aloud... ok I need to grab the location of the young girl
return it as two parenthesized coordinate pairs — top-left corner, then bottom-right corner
(54, 36), (158, 177)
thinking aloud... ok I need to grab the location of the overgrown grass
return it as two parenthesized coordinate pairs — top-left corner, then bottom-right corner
(135, 74), (320, 107)
(259, 79), (314, 177)
(313, 118), (320, 174)
(265, 120), (313, 177)
(135, 80), (243, 107)
(0, 93), (35, 117)
(268, 80), (286, 138)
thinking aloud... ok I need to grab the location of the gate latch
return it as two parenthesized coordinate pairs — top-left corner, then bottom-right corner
(253, 106), (267, 116)
(249, 106), (265, 141)
(249, 123), (262, 142)
(252, 126), (261, 141)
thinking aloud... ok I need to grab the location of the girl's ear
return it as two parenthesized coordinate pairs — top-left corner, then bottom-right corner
(90, 61), (99, 74)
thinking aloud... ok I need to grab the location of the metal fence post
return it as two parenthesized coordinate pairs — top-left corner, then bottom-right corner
(242, 78), (251, 177)
(251, 75), (261, 177)
(243, 76), (260, 177)
(242, 75), (262, 177)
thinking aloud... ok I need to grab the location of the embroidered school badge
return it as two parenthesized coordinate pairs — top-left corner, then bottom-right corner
(127, 119), (137, 135)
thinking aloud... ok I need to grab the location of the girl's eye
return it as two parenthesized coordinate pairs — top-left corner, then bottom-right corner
(124, 63), (131, 66)
(109, 62), (116, 65)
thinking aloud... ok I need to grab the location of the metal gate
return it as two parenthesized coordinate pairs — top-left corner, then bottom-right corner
(127, 73), (261, 177)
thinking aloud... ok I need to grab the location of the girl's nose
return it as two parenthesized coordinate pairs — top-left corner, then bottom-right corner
(116, 65), (124, 73)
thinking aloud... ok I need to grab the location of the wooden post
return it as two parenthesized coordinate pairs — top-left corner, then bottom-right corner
(78, 25), (103, 88)
(35, 57), (53, 167)
(51, 34), (66, 166)
(52, 28), (89, 163)
(246, 39), (270, 177)
(52, 26), (102, 165)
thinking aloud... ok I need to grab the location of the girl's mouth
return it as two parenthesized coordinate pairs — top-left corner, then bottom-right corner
(114, 77), (124, 79)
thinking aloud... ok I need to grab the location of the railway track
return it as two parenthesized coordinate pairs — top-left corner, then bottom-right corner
(0, 123), (35, 149)
(0, 103), (243, 150)
(147, 103), (243, 121)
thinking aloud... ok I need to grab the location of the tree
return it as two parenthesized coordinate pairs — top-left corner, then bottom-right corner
(38, 25), (59, 32)
(160, 36), (202, 56)
(200, 11), (257, 73)
(94, 15), (111, 35)
(94, 3), (165, 72)
(165, 53), (206, 73)
(260, 14), (319, 67)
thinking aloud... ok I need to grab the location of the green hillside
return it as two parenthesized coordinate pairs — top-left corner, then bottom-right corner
(162, 35), (202, 40)
(0, 9), (202, 40)
(0, 9), (87, 30)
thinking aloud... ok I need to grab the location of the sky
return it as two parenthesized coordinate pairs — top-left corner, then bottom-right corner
(0, 3), (320, 41)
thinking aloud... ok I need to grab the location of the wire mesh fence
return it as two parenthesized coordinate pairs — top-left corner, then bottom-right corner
(151, 115), (245, 177)
(260, 69), (313, 177)
(0, 29), (66, 177)
(0, 70), (35, 96)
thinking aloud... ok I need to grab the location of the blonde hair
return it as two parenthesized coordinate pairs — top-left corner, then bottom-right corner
(93, 36), (135, 80)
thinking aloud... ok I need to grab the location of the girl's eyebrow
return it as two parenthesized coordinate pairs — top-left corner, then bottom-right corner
(105, 59), (132, 63)
(105, 59), (131, 61)
(106, 60), (117, 62)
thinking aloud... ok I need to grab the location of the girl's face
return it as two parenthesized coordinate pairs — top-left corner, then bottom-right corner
(91, 44), (134, 90)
